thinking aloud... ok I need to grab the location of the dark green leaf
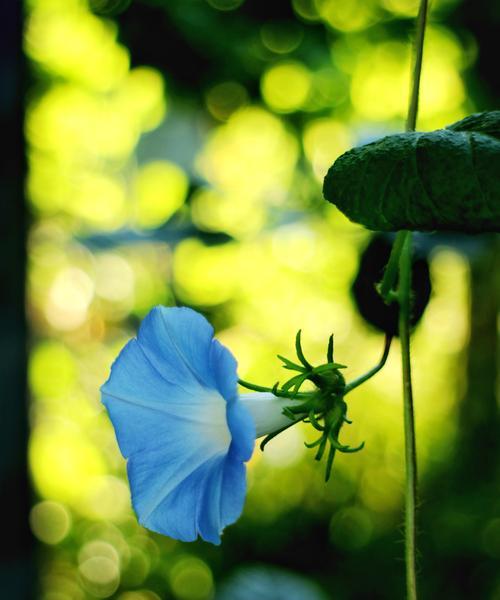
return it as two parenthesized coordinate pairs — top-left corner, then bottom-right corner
(323, 111), (500, 233)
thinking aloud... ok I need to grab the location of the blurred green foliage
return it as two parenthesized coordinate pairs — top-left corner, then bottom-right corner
(24, 0), (499, 598)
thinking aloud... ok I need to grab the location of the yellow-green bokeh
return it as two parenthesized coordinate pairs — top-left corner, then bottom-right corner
(25, 0), (476, 597)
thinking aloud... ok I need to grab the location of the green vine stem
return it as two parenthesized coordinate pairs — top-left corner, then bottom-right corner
(378, 231), (408, 301)
(406, 0), (429, 133)
(398, 231), (418, 600)
(344, 333), (392, 394)
(399, 0), (428, 597)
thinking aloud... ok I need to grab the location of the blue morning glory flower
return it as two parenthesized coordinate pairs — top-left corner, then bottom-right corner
(101, 306), (290, 544)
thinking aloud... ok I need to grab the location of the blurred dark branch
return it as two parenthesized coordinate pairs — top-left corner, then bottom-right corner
(451, 0), (500, 106)
(0, 0), (34, 597)
(457, 237), (499, 479)
(76, 216), (232, 250)
(420, 237), (499, 598)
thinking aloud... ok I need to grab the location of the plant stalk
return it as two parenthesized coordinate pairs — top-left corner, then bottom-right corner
(406, 0), (429, 133)
(344, 333), (392, 394)
(378, 231), (408, 302)
(398, 232), (418, 600)
(400, 1), (428, 597)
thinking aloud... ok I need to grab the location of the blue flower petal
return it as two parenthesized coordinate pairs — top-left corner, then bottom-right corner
(210, 338), (238, 401)
(101, 306), (255, 543)
(136, 306), (218, 392)
(219, 453), (247, 528)
(226, 399), (255, 463)
(142, 453), (226, 543)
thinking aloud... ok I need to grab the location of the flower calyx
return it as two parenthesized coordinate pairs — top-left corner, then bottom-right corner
(239, 330), (364, 482)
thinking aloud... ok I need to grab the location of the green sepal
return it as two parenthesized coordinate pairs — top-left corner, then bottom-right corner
(259, 419), (299, 452)
(314, 434), (328, 462)
(277, 354), (306, 372)
(327, 334), (334, 363)
(304, 435), (324, 449)
(295, 330), (312, 369)
(325, 445), (336, 482)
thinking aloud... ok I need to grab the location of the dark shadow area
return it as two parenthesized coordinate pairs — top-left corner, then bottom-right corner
(0, 1), (34, 597)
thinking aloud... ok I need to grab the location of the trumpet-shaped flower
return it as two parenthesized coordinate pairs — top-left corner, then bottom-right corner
(101, 306), (290, 544)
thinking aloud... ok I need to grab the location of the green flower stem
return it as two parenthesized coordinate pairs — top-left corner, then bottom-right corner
(378, 231), (407, 302)
(399, 0), (428, 597)
(398, 232), (418, 600)
(406, 0), (429, 133)
(344, 333), (392, 394)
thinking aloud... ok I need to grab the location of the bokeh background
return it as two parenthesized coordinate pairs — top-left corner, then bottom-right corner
(5, 0), (500, 598)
